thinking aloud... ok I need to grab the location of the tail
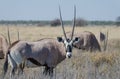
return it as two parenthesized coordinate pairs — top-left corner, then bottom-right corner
(91, 35), (101, 52)
(2, 50), (10, 78)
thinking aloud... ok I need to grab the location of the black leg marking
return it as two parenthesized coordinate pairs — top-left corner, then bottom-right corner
(49, 67), (54, 77)
(43, 66), (54, 77)
(43, 66), (50, 75)
(27, 58), (41, 66)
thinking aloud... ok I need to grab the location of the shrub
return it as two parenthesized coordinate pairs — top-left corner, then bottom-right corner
(50, 19), (61, 26)
(116, 16), (120, 26)
(75, 18), (88, 26)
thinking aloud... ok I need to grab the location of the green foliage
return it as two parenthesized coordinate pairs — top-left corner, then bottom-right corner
(0, 20), (50, 26)
(116, 16), (120, 26)
(75, 18), (88, 26)
(50, 19), (61, 26)
(89, 21), (115, 26)
(0, 20), (117, 26)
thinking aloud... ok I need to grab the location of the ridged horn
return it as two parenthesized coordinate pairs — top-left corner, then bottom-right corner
(59, 6), (67, 40)
(7, 26), (11, 45)
(17, 27), (19, 40)
(71, 5), (76, 40)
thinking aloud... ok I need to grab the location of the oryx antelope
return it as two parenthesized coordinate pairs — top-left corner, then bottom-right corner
(0, 26), (12, 59)
(0, 34), (9, 59)
(66, 31), (101, 52)
(0, 26), (20, 59)
(99, 31), (108, 51)
(100, 32), (106, 42)
(2, 6), (79, 78)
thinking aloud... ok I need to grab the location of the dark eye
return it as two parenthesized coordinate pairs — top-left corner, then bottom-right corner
(67, 39), (71, 42)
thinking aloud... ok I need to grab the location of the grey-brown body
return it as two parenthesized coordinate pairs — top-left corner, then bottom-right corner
(3, 38), (67, 78)
(66, 31), (101, 52)
(10, 38), (66, 68)
(0, 35), (9, 59)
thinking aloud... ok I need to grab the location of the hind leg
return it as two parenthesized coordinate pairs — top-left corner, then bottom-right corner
(17, 62), (25, 76)
(49, 67), (54, 77)
(17, 66), (23, 76)
(8, 54), (17, 78)
(10, 66), (17, 78)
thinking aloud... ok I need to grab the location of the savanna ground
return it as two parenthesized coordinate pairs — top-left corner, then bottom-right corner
(0, 25), (120, 79)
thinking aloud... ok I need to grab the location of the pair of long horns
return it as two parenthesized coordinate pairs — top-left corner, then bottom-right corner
(7, 26), (20, 45)
(59, 6), (76, 40)
(7, 26), (11, 45)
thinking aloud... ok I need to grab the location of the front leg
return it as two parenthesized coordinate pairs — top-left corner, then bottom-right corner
(43, 66), (49, 75)
(49, 67), (54, 77)
(43, 66), (54, 78)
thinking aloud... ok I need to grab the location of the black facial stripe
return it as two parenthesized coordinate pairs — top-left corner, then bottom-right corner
(66, 45), (72, 52)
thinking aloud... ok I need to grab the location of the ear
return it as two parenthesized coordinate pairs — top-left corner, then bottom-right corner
(57, 37), (63, 42)
(73, 37), (79, 43)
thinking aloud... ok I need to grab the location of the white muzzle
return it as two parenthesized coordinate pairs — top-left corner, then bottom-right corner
(66, 52), (72, 58)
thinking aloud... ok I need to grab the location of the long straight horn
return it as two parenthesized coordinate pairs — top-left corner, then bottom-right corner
(17, 27), (20, 40)
(59, 6), (67, 40)
(71, 6), (76, 40)
(7, 26), (11, 45)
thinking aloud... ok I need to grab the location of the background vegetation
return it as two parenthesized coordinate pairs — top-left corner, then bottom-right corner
(0, 25), (119, 79)
(0, 20), (117, 26)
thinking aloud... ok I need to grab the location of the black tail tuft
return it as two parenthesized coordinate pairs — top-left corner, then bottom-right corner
(2, 51), (9, 78)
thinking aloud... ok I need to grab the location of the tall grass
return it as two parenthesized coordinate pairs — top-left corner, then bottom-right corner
(0, 25), (119, 79)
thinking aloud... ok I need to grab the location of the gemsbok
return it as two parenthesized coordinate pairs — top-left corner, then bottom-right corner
(100, 31), (108, 51)
(0, 26), (20, 59)
(2, 6), (79, 78)
(0, 34), (9, 59)
(100, 32), (106, 42)
(0, 26), (12, 59)
(66, 31), (101, 52)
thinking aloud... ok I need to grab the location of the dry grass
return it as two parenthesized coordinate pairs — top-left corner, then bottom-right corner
(0, 25), (120, 41)
(91, 52), (115, 67)
(0, 25), (120, 79)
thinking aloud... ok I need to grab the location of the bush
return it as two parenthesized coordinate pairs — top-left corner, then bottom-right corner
(116, 16), (120, 26)
(75, 18), (88, 26)
(50, 19), (61, 26)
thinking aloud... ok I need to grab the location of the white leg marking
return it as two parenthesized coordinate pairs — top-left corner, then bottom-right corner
(8, 54), (16, 69)
(10, 50), (23, 65)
